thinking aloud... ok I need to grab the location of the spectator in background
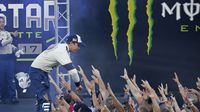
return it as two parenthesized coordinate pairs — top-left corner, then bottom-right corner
(0, 16), (19, 104)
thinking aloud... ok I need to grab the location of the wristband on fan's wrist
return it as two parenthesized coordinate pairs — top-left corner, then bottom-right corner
(75, 82), (80, 87)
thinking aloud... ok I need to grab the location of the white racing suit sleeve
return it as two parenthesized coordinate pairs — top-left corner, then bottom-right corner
(68, 69), (80, 82)
(1, 32), (13, 46)
(63, 63), (80, 87)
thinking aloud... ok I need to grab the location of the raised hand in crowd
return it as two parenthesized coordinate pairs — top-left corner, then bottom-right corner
(59, 75), (82, 103)
(10, 30), (18, 37)
(49, 75), (63, 94)
(107, 83), (125, 112)
(78, 65), (92, 95)
(91, 65), (109, 102)
(196, 77), (200, 90)
(173, 72), (187, 101)
(141, 80), (159, 100)
(158, 83), (168, 102)
(121, 68), (143, 105)
(46, 66), (200, 112)
(130, 75), (141, 93)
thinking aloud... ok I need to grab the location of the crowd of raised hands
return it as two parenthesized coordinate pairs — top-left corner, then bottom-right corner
(47, 66), (200, 112)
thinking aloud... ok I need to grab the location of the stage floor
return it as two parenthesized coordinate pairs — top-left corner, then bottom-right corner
(0, 98), (36, 112)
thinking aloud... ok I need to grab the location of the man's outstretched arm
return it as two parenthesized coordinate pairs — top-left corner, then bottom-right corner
(63, 63), (81, 87)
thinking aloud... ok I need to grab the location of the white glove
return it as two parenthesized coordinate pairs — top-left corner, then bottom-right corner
(15, 49), (25, 58)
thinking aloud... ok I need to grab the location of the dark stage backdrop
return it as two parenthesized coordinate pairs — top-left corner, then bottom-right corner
(70, 0), (200, 94)
(0, 0), (199, 98)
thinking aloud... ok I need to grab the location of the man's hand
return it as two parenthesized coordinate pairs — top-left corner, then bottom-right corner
(59, 75), (71, 91)
(91, 75), (99, 84)
(131, 75), (137, 85)
(196, 77), (200, 90)
(123, 85), (130, 93)
(107, 83), (114, 95)
(77, 65), (85, 77)
(164, 84), (168, 95)
(90, 80), (96, 92)
(91, 65), (101, 78)
(11, 30), (18, 37)
(120, 68), (129, 80)
(158, 83), (168, 95)
(158, 83), (165, 96)
(173, 72), (180, 84)
(141, 80), (152, 91)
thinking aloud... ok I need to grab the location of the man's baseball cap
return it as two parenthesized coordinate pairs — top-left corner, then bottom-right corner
(66, 34), (86, 47)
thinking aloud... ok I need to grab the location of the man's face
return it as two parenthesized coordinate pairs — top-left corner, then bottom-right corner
(0, 18), (5, 30)
(69, 42), (80, 53)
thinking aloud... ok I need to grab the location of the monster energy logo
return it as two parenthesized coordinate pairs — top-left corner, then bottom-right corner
(108, 0), (153, 65)
(162, 0), (200, 21)
(108, 0), (199, 65)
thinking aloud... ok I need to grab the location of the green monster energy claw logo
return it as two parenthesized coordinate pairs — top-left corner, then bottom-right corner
(108, 0), (119, 60)
(127, 0), (136, 65)
(146, 0), (154, 55)
(108, 0), (153, 65)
